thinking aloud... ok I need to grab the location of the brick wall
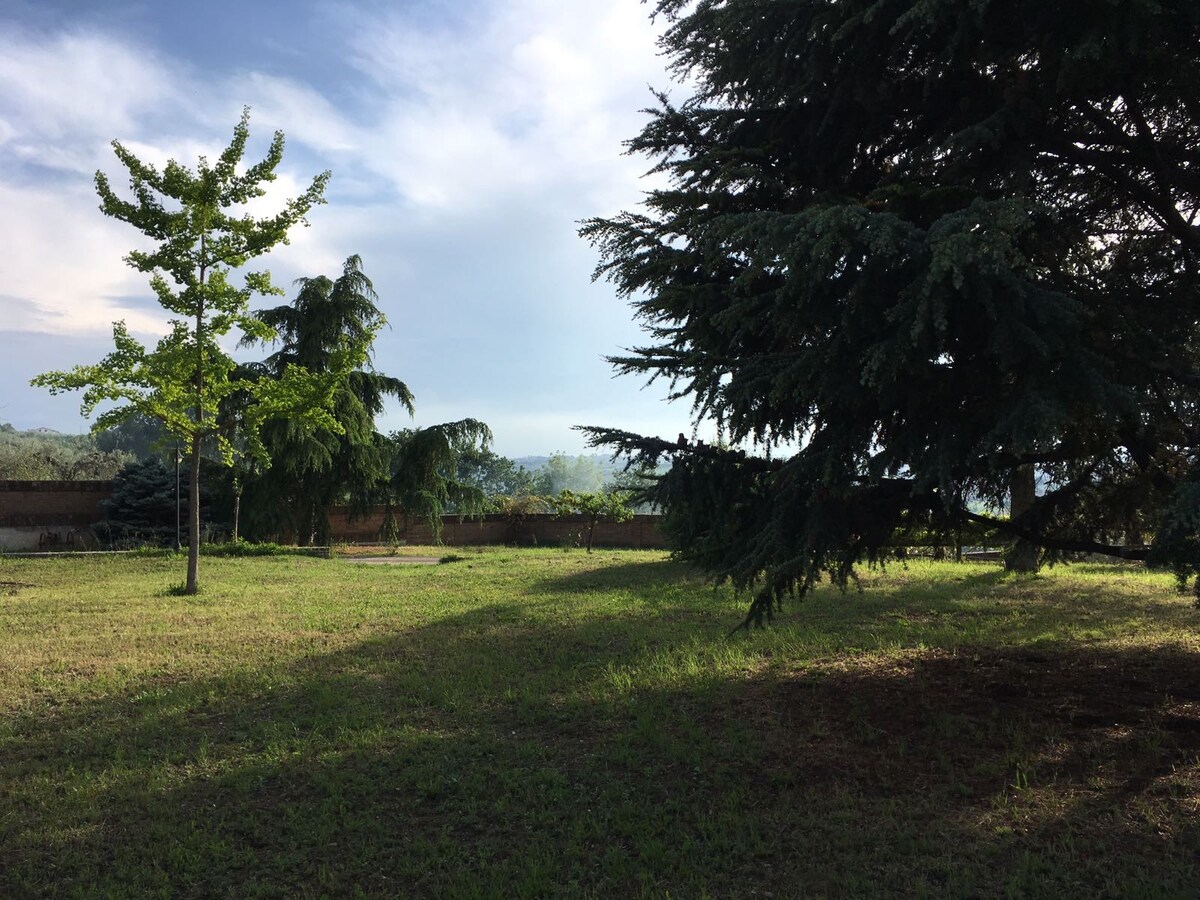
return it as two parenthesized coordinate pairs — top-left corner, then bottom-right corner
(324, 509), (667, 549)
(0, 481), (114, 551)
(0, 480), (114, 527)
(0, 481), (667, 551)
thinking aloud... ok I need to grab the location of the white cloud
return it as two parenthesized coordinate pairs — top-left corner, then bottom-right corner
(343, 0), (670, 214)
(0, 27), (182, 174)
(0, 181), (167, 335)
(0, 28), (352, 338)
(0, 4), (674, 338)
(0, 2), (698, 449)
(231, 73), (360, 155)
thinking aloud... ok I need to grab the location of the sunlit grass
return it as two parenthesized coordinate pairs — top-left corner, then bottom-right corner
(1, 550), (1197, 897)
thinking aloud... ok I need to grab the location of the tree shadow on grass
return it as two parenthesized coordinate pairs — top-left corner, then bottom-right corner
(534, 556), (1198, 655)
(531, 560), (1017, 635)
(534, 557), (1019, 613)
(530, 558), (706, 597)
(2, 594), (1199, 896)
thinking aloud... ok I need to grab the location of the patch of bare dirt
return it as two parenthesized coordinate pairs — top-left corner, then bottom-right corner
(342, 556), (442, 566)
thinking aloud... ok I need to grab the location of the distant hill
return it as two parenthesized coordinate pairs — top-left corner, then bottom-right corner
(0, 423), (132, 480)
(1, 423), (76, 442)
(513, 454), (628, 478)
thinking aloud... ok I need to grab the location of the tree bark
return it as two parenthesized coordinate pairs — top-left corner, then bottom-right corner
(1005, 465), (1039, 573)
(1126, 515), (1144, 548)
(186, 433), (201, 593)
(188, 248), (205, 595)
(232, 491), (240, 543)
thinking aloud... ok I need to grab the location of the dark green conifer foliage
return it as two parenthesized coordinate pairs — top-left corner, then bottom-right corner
(386, 421), (494, 542)
(241, 256), (494, 544)
(99, 458), (188, 547)
(582, 0), (1200, 623)
(242, 256), (412, 544)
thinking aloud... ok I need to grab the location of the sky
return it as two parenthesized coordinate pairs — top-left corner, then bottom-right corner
(0, 0), (703, 457)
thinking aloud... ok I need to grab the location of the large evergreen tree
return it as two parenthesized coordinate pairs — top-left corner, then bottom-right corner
(242, 255), (493, 545)
(241, 255), (412, 544)
(582, 0), (1200, 622)
(385, 420), (493, 541)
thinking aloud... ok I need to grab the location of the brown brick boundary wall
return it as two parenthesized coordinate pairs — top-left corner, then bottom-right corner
(325, 510), (668, 549)
(0, 480), (114, 527)
(0, 481), (667, 550)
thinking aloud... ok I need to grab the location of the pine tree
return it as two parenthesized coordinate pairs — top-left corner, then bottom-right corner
(582, 0), (1200, 622)
(241, 255), (412, 544)
(385, 421), (494, 542)
(241, 255), (494, 545)
(99, 457), (187, 547)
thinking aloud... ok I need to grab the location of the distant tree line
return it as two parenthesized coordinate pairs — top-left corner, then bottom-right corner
(76, 420), (659, 548)
(0, 424), (133, 480)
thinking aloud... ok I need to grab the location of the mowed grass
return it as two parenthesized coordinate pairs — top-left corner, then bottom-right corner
(1, 550), (1198, 898)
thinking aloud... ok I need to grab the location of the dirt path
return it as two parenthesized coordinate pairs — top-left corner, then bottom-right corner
(342, 556), (442, 566)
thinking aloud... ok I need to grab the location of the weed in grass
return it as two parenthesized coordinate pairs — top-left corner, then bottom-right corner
(1010, 762), (1032, 794)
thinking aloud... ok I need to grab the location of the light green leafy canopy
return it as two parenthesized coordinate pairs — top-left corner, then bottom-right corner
(31, 109), (363, 465)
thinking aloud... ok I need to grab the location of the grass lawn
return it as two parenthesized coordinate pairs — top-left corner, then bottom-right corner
(1, 549), (1198, 898)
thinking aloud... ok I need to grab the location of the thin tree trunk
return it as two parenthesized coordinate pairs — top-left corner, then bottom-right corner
(232, 492), (240, 543)
(1005, 465), (1039, 573)
(299, 502), (313, 547)
(1126, 515), (1143, 548)
(954, 487), (964, 563)
(188, 242), (205, 595)
(186, 433), (202, 593)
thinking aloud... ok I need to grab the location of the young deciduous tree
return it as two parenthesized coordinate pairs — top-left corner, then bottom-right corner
(551, 489), (634, 553)
(33, 110), (358, 593)
(582, 0), (1200, 622)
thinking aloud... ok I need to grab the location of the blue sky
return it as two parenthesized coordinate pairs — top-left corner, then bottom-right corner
(0, 0), (702, 456)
